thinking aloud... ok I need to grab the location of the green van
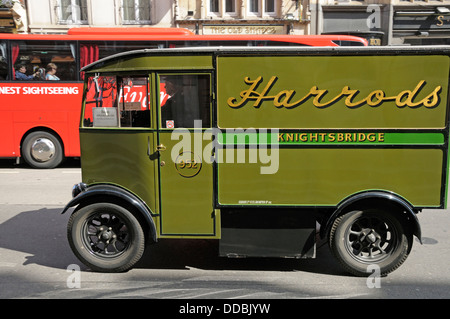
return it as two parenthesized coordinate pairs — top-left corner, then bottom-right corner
(62, 46), (450, 276)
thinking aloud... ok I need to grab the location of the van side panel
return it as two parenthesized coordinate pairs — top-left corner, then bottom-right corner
(217, 148), (443, 207)
(217, 55), (449, 129)
(216, 54), (449, 208)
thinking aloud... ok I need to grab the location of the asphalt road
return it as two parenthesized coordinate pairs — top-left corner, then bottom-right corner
(0, 158), (449, 301)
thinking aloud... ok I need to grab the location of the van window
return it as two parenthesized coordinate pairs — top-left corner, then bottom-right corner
(83, 75), (150, 128)
(159, 74), (211, 128)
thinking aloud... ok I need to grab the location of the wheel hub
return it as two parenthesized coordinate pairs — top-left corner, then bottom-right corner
(98, 227), (116, 244)
(82, 213), (131, 258)
(31, 138), (55, 162)
(360, 228), (380, 246)
(344, 215), (397, 262)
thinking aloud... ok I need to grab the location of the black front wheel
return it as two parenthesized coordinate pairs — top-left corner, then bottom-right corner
(329, 209), (412, 277)
(67, 202), (145, 272)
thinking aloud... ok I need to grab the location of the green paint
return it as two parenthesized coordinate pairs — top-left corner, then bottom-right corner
(217, 55), (449, 129)
(78, 48), (450, 239)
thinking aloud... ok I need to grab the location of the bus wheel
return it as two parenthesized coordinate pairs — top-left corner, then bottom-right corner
(22, 131), (64, 169)
(329, 209), (411, 277)
(67, 202), (145, 273)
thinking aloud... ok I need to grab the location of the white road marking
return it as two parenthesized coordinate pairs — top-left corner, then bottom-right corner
(0, 262), (17, 267)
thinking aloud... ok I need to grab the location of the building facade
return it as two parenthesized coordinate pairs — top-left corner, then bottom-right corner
(25, 0), (173, 33)
(0, 0), (27, 32)
(1, 0), (449, 45)
(390, 0), (450, 45)
(311, 0), (450, 45)
(173, 0), (309, 35)
(22, 0), (308, 35)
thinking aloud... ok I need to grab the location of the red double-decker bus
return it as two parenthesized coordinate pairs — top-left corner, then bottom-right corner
(0, 28), (367, 168)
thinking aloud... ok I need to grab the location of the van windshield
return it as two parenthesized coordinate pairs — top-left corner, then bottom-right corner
(83, 75), (150, 128)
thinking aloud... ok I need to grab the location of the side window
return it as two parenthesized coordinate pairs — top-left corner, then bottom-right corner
(0, 41), (7, 80)
(83, 75), (151, 128)
(79, 41), (161, 78)
(159, 74), (211, 128)
(122, 0), (151, 25)
(57, 0), (88, 25)
(12, 40), (77, 81)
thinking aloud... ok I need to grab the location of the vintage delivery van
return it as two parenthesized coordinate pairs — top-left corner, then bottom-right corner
(62, 46), (450, 276)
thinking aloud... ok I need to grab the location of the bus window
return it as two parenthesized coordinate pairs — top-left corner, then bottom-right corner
(80, 41), (162, 63)
(84, 75), (150, 128)
(209, 40), (251, 46)
(168, 40), (252, 47)
(255, 40), (307, 47)
(79, 41), (161, 79)
(0, 41), (7, 80)
(332, 40), (366, 47)
(159, 74), (211, 128)
(11, 40), (77, 81)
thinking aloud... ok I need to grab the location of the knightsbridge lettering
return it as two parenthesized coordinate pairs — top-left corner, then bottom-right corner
(278, 132), (384, 143)
(227, 76), (442, 109)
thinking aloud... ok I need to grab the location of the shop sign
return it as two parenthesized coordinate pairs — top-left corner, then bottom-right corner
(394, 12), (450, 30)
(203, 25), (284, 35)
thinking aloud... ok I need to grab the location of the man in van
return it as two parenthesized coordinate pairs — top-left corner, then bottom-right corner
(161, 76), (186, 128)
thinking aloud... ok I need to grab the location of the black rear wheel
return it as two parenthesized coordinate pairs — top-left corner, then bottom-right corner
(329, 209), (411, 276)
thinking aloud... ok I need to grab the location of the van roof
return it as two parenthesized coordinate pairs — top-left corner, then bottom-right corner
(81, 45), (450, 73)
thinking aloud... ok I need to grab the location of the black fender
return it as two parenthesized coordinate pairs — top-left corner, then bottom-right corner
(62, 183), (157, 243)
(321, 191), (421, 244)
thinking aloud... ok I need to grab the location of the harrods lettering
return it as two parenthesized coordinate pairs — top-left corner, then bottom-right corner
(227, 76), (442, 109)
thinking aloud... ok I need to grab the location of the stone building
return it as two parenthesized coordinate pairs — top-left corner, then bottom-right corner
(173, 0), (308, 35)
(2, 0), (450, 45)
(22, 1), (307, 35)
(311, 0), (450, 45)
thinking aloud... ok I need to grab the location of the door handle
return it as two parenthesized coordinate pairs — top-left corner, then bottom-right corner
(156, 144), (166, 152)
(147, 137), (162, 160)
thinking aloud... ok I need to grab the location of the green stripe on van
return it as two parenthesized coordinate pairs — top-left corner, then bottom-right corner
(218, 132), (444, 146)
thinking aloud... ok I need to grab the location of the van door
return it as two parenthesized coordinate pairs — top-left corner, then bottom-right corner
(80, 75), (159, 215)
(156, 73), (216, 236)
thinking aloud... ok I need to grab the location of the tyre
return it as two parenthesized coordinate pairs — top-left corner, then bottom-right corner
(67, 202), (145, 272)
(22, 131), (64, 169)
(329, 209), (412, 277)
